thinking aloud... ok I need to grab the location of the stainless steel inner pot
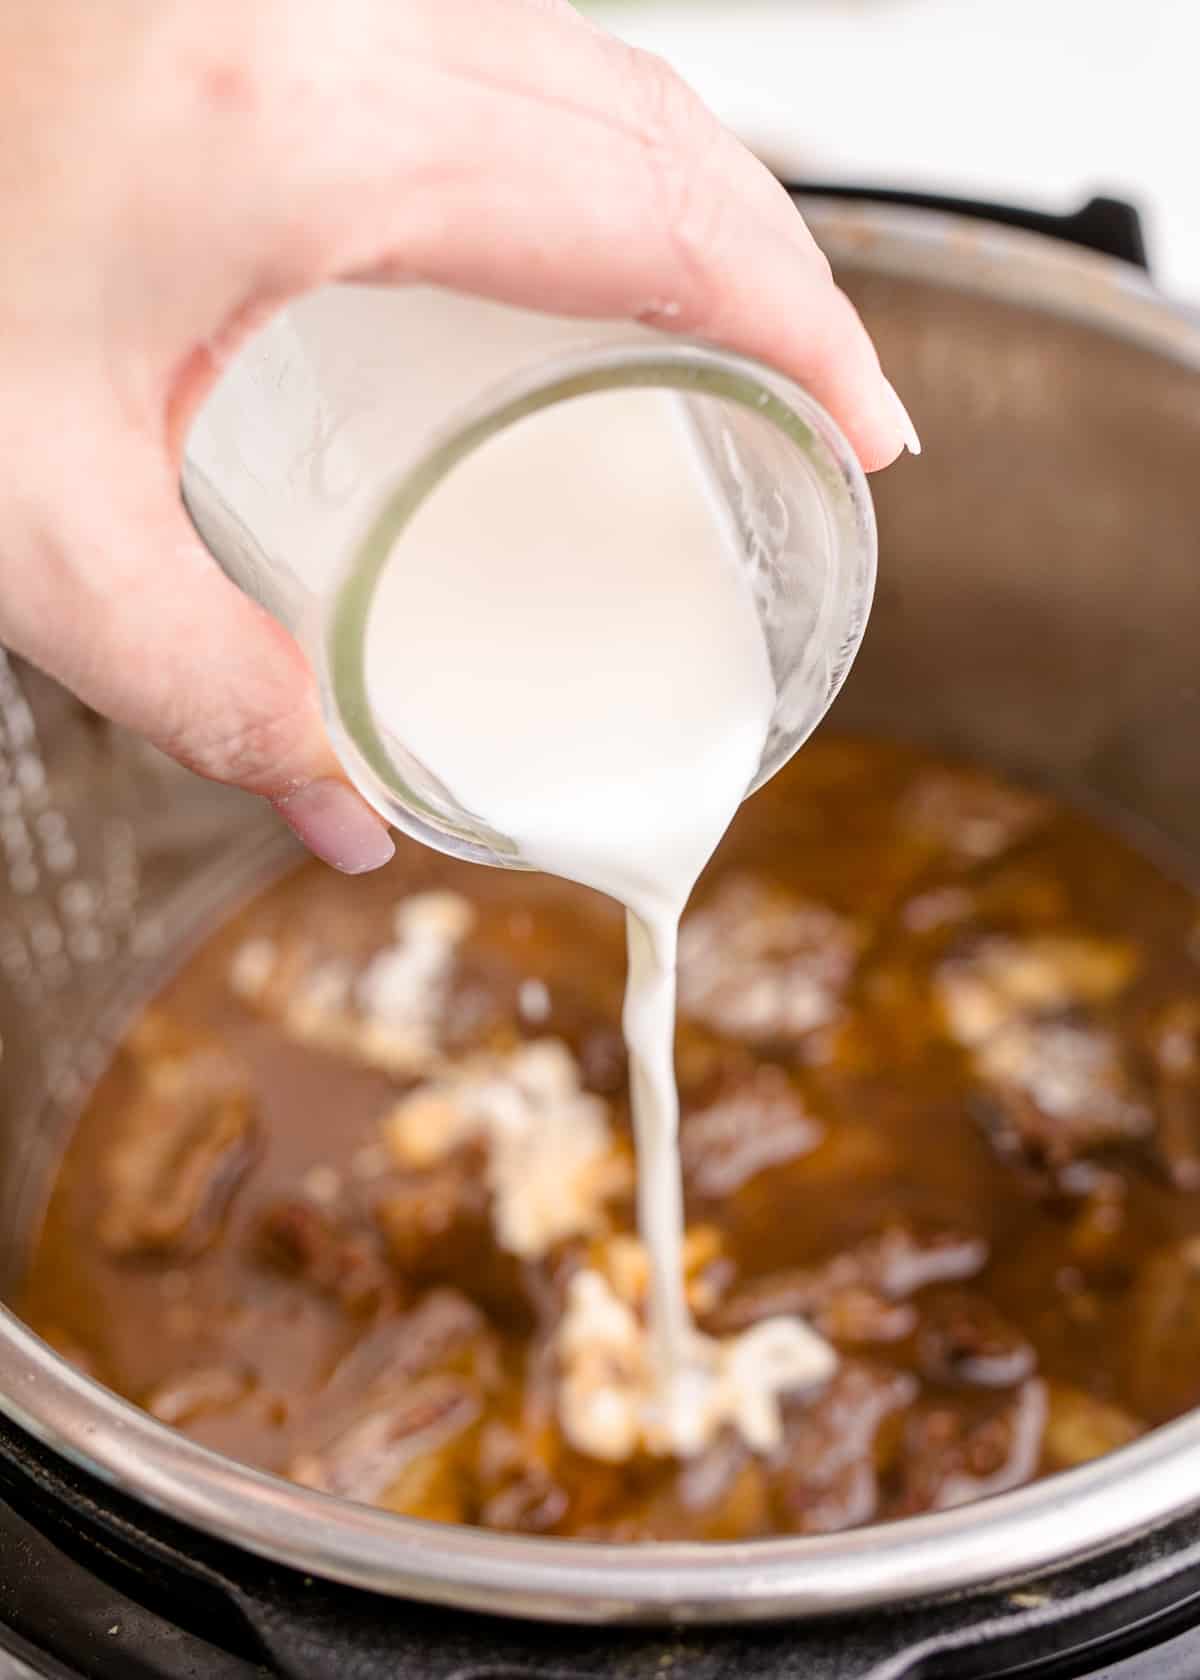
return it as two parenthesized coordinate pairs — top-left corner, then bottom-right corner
(0, 201), (1198, 1627)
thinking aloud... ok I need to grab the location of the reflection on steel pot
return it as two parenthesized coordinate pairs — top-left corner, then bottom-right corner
(0, 196), (1198, 1626)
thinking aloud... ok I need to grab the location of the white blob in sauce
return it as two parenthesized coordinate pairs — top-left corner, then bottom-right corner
(365, 389), (834, 1456)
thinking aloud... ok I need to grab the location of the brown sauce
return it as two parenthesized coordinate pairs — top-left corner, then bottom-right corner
(18, 736), (1200, 1540)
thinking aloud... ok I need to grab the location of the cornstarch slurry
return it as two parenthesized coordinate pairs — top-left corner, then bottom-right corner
(364, 387), (835, 1460)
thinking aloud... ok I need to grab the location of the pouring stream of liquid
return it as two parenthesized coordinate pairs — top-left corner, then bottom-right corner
(365, 387), (834, 1454)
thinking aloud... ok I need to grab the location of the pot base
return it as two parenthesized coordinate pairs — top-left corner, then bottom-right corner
(0, 1407), (1198, 1680)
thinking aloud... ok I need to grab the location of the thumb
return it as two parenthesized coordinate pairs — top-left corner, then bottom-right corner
(1, 439), (395, 874)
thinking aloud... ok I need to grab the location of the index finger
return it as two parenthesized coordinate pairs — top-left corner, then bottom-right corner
(328, 1), (918, 470)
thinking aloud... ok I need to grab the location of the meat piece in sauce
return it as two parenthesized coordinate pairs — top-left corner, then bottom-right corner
(479, 1468), (569, 1536)
(372, 1144), (540, 1321)
(714, 1222), (987, 1349)
(900, 768), (1051, 865)
(145, 1364), (254, 1427)
(773, 1361), (917, 1534)
(230, 890), (477, 1076)
(98, 1016), (257, 1258)
(915, 1290), (1036, 1388)
(973, 1018), (1150, 1176)
(681, 1065), (822, 1198)
(323, 1288), (492, 1399)
(614, 1434), (772, 1542)
(937, 935), (1137, 1047)
(290, 1289), (499, 1518)
(291, 1373), (481, 1513)
(887, 1381), (1047, 1516)
(373, 1146), (492, 1279)
(256, 1199), (393, 1316)
(936, 935), (1149, 1177)
(678, 878), (862, 1044)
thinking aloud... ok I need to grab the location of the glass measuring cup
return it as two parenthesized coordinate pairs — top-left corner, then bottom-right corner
(181, 285), (877, 868)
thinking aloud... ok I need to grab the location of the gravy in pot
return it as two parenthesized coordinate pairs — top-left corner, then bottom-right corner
(20, 736), (1200, 1539)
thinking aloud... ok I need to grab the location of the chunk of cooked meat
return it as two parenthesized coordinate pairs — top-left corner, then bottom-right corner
(291, 1288), (500, 1515)
(290, 1373), (481, 1509)
(630, 1434), (772, 1542)
(479, 1468), (569, 1535)
(371, 1147), (539, 1321)
(372, 1148), (492, 1278)
(936, 933), (1149, 1176)
(973, 1018), (1151, 1175)
(714, 1223), (987, 1346)
(576, 1022), (628, 1097)
(99, 1031), (257, 1258)
(1042, 1382), (1142, 1470)
(678, 878), (862, 1043)
(773, 1362), (917, 1534)
(681, 1067), (822, 1198)
(887, 1381), (1047, 1515)
(676, 1436), (771, 1539)
(901, 768), (1050, 864)
(320, 1289), (493, 1402)
(915, 1291), (1036, 1388)
(256, 1199), (393, 1315)
(145, 1365), (254, 1426)
(937, 935), (1137, 1048)
(230, 890), (477, 1076)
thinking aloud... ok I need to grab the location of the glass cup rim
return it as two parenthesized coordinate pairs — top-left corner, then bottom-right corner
(315, 337), (877, 868)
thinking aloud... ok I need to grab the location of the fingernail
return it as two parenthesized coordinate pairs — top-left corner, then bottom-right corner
(883, 378), (922, 457)
(273, 780), (395, 874)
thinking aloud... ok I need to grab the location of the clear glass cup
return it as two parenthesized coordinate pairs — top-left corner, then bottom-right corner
(181, 285), (877, 869)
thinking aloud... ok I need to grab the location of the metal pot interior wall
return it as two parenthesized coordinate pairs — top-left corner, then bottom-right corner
(831, 268), (1200, 881)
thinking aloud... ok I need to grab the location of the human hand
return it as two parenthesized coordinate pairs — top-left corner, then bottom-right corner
(0, 0), (918, 872)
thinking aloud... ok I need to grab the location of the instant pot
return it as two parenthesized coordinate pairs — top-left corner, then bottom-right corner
(0, 186), (1198, 1679)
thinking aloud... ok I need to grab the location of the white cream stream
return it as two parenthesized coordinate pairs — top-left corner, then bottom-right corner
(364, 388), (834, 1456)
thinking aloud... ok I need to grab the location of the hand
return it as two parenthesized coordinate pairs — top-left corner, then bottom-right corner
(0, 0), (918, 872)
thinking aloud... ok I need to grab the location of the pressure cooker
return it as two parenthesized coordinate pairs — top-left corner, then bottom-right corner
(0, 186), (1198, 1678)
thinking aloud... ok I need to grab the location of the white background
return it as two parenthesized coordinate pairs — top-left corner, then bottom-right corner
(591, 0), (1196, 298)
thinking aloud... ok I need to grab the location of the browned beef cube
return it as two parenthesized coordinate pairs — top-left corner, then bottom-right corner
(900, 769), (1050, 864)
(714, 1223), (987, 1348)
(681, 1066), (821, 1198)
(887, 1381), (1047, 1515)
(256, 1199), (392, 1316)
(99, 1029), (257, 1258)
(290, 1372), (481, 1509)
(145, 1365), (254, 1427)
(678, 878), (862, 1045)
(773, 1361), (917, 1533)
(915, 1290), (1036, 1388)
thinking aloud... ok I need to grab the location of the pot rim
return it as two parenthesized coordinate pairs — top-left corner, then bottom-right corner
(4, 202), (1200, 1627)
